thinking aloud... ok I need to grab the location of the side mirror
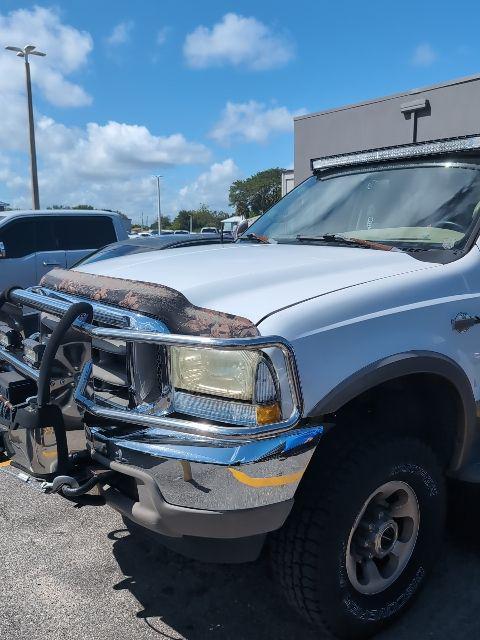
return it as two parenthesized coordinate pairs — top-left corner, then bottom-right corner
(0, 241), (5, 259)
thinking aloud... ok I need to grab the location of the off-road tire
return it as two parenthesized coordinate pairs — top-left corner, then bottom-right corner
(270, 434), (445, 639)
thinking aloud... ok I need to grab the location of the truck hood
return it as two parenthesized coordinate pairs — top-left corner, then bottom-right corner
(75, 243), (438, 324)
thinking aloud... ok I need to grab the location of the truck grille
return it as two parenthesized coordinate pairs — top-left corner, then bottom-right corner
(91, 338), (130, 408)
(36, 290), (171, 415)
(90, 321), (171, 414)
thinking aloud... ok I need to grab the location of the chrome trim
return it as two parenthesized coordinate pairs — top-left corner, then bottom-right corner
(76, 362), (301, 437)
(11, 288), (168, 332)
(311, 135), (480, 171)
(5, 286), (303, 437)
(0, 346), (40, 381)
(88, 422), (323, 466)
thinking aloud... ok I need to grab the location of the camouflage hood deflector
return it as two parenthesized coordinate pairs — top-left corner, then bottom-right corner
(40, 268), (259, 338)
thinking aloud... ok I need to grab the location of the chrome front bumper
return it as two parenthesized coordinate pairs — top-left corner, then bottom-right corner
(88, 420), (322, 544)
(87, 421), (323, 512)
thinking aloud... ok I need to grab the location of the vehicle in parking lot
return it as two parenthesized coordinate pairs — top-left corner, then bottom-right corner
(200, 226), (218, 234)
(0, 209), (127, 291)
(174, 229), (190, 234)
(5, 83), (480, 639)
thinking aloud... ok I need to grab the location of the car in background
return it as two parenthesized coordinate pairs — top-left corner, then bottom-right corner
(76, 231), (234, 267)
(174, 230), (190, 234)
(0, 209), (127, 291)
(200, 226), (218, 234)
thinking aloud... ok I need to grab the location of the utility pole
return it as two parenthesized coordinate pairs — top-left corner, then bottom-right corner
(153, 175), (163, 235)
(6, 44), (46, 210)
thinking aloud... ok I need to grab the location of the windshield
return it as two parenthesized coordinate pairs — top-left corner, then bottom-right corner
(247, 163), (480, 250)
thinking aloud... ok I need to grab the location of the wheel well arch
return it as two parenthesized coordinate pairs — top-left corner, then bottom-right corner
(307, 351), (476, 472)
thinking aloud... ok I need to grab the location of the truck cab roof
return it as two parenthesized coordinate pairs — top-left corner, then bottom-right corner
(0, 209), (123, 219)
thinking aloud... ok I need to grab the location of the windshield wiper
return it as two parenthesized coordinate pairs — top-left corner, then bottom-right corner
(238, 233), (271, 244)
(296, 234), (398, 252)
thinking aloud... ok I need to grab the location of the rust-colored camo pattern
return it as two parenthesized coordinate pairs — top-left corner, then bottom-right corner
(40, 268), (259, 338)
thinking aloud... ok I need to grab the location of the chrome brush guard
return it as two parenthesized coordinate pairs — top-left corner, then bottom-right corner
(1, 287), (303, 442)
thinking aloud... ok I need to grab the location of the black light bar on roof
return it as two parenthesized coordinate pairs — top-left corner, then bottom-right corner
(311, 135), (480, 171)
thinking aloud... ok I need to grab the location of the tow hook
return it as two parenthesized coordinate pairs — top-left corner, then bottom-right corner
(41, 471), (114, 497)
(41, 475), (80, 494)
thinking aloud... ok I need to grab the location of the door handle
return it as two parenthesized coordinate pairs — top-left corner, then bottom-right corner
(42, 261), (60, 267)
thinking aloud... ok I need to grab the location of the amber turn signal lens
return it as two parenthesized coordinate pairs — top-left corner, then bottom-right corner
(256, 403), (282, 425)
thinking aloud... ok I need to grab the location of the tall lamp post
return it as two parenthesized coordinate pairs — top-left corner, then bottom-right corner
(5, 44), (46, 210)
(153, 175), (163, 235)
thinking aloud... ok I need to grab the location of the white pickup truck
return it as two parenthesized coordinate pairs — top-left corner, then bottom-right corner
(2, 134), (480, 638)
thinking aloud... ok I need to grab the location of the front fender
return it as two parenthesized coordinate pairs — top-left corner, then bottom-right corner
(306, 350), (476, 472)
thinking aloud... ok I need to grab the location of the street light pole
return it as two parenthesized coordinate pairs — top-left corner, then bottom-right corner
(5, 45), (46, 210)
(24, 56), (40, 209)
(153, 175), (163, 235)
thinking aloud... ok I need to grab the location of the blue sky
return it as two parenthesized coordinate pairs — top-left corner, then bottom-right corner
(0, 1), (479, 223)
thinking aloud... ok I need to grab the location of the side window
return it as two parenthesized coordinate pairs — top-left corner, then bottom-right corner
(0, 218), (37, 258)
(56, 216), (117, 250)
(35, 217), (61, 252)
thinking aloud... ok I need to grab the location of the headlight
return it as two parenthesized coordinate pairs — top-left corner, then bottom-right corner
(172, 348), (260, 401)
(170, 347), (281, 427)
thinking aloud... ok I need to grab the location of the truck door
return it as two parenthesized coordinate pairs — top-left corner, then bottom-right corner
(35, 216), (67, 282)
(56, 215), (118, 267)
(0, 217), (39, 290)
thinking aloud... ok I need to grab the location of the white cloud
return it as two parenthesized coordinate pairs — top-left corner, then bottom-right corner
(52, 120), (210, 177)
(30, 117), (211, 213)
(156, 27), (169, 46)
(0, 7), (213, 221)
(106, 21), (134, 46)
(211, 100), (306, 145)
(0, 6), (93, 107)
(411, 43), (437, 67)
(183, 13), (294, 70)
(175, 159), (240, 210)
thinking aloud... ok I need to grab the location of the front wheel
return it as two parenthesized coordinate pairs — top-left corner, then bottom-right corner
(271, 435), (445, 639)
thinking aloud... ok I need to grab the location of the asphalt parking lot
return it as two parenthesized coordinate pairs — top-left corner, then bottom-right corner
(1, 464), (480, 640)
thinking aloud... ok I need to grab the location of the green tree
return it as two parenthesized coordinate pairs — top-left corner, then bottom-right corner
(229, 168), (284, 217)
(149, 216), (173, 233)
(170, 205), (228, 232)
(171, 210), (192, 231)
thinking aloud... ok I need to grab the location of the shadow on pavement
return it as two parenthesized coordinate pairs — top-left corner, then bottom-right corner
(110, 514), (480, 640)
(110, 525), (318, 640)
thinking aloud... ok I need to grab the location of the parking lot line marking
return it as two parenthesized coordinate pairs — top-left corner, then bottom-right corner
(0, 460), (11, 467)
